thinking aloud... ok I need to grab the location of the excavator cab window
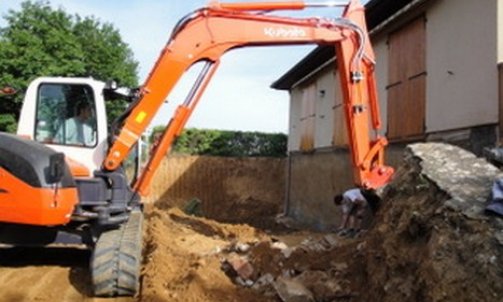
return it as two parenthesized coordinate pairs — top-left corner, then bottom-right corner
(124, 142), (141, 186)
(35, 83), (97, 147)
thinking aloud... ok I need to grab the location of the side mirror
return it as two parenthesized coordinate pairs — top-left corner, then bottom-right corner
(105, 80), (118, 90)
(48, 153), (65, 184)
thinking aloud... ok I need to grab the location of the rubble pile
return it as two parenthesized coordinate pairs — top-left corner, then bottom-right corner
(358, 143), (503, 301)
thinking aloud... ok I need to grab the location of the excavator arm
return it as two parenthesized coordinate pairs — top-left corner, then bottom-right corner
(104, 0), (394, 195)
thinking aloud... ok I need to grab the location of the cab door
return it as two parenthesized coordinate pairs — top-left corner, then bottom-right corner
(17, 78), (109, 175)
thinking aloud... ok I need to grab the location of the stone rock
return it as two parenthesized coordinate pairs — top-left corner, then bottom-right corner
(281, 247), (295, 258)
(275, 214), (300, 229)
(322, 234), (339, 248)
(330, 261), (348, 272)
(274, 276), (315, 302)
(224, 254), (254, 280)
(252, 273), (275, 290)
(235, 242), (251, 253)
(494, 231), (503, 246)
(357, 241), (366, 252)
(294, 270), (346, 301)
(270, 241), (295, 258)
(271, 241), (288, 250)
(299, 237), (327, 252)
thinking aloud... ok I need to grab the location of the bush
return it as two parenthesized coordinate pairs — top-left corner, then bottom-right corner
(150, 127), (287, 157)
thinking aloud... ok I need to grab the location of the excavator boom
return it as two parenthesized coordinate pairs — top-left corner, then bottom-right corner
(104, 0), (393, 194)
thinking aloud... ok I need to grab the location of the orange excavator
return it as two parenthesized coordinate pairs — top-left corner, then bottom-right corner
(0, 0), (393, 296)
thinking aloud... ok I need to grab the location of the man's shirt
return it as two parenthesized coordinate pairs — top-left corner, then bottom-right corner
(341, 188), (367, 214)
(55, 117), (95, 146)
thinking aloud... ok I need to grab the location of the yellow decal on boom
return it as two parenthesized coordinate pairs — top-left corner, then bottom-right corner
(135, 111), (147, 123)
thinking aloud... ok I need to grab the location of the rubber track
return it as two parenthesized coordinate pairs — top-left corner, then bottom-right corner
(91, 210), (143, 297)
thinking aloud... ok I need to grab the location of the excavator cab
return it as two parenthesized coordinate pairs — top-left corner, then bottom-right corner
(18, 78), (109, 175)
(17, 77), (143, 182)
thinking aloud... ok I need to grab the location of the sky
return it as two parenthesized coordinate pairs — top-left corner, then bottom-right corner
(0, 0), (365, 133)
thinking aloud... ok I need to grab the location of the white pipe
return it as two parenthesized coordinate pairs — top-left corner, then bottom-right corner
(305, 1), (350, 7)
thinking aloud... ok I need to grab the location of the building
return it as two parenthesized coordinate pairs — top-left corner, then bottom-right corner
(272, 0), (503, 230)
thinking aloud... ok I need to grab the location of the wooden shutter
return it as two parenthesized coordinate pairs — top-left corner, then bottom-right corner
(299, 84), (316, 151)
(387, 17), (426, 140)
(333, 72), (348, 147)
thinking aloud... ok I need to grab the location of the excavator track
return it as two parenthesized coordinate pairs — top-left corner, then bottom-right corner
(91, 209), (143, 297)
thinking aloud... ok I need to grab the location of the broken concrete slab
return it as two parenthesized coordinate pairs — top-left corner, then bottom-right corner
(408, 143), (503, 218)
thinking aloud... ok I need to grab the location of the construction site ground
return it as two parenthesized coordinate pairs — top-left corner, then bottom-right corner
(0, 143), (502, 302)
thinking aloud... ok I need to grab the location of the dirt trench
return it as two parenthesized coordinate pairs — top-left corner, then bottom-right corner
(0, 143), (502, 302)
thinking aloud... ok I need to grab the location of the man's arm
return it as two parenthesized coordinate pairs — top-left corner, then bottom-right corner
(338, 199), (352, 230)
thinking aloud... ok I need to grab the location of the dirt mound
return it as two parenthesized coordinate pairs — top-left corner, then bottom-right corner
(359, 143), (503, 301)
(140, 205), (273, 301)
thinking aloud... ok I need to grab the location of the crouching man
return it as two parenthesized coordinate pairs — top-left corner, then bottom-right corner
(334, 188), (379, 237)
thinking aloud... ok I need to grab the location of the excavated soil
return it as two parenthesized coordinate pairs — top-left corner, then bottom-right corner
(140, 206), (271, 302)
(0, 143), (502, 301)
(0, 247), (131, 302)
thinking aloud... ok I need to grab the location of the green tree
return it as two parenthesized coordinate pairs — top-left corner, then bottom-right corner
(73, 17), (137, 87)
(150, 127), (287, 157)
(0, 1), (138, 132)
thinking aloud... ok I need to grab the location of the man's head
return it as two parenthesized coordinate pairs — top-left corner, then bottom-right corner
(75, 102), (92, 121)
(333, 194), (344, 205)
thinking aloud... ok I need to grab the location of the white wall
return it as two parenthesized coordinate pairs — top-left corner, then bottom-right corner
(314, 67), (336, 148)
(426, 0), (498, 131)
(498, 0), (503, 63)
(372, 33), (389, 136)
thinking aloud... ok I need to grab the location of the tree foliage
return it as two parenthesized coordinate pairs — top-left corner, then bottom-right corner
(151, 127), (287, 157)
(0, 1), (139, 132)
